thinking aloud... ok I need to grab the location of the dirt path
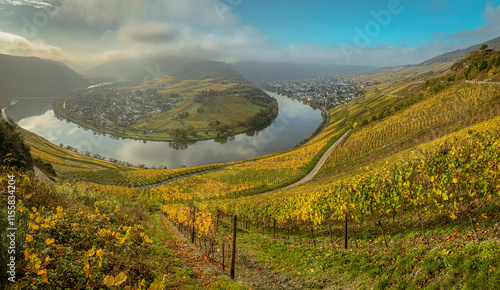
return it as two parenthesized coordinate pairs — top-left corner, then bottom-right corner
(364, 104), (373, 113)
(34, 166), (56, 185)
(463, 80), (500, 85)
(162, 215), (299, 289)
(282, 129), (350, 190)
(342, 104), (349, 125)
(1, 108), (10, 123)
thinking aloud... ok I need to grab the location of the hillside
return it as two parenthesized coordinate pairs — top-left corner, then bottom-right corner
(54, 61), (278, 142)
(423, 36), (500, 65)
(84, 56), (208, 82)
(0, 54), (89, 107)
(3, 47), (500, 289)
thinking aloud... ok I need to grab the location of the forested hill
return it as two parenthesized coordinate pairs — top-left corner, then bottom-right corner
(0, 54), (88, 107)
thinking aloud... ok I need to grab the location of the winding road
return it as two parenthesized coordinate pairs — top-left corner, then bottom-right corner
(281, 129), (350, 190)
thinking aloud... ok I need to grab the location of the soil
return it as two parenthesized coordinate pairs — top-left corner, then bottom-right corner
(161, 215), (301, 289)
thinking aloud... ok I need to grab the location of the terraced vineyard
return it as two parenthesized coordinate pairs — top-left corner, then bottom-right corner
(69, 164), (223, 187)
(155, 50), (500, 288)
(319, 83), (500, 178)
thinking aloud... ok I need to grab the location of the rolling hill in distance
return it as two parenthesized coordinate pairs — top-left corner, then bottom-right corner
(231, 60), (378, 83)
(0, 54), (89, 107)
(83, 56), (209, 82)
(422, 36), (500, 65)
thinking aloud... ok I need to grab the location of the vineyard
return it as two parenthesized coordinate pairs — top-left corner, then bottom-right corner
(319, 83), (500, 178)
(151, 125), (348, 203)
(159, 118), (500, 288)
(155, 78), (500, 287)
(68, 164), (224, 187)
(7, 47), (500, 289)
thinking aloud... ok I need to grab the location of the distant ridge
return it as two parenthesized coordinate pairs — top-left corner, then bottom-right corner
(232, 61), (378, 83)
(172, 61), (245, 81)
(422, 36), (500, 64)
(0, 54), (88, 107)
(84, 56), (208, 82)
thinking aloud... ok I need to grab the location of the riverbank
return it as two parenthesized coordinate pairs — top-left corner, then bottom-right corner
(295, 107), (329, 147)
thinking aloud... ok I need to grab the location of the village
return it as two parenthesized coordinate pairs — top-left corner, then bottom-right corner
(266, 75), (377, 108)
(63, 84), (176, 126)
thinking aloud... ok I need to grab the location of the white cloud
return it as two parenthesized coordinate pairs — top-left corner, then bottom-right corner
(0, 0), (53, 9)
(0, 30), (64, 59)
(441, 3), (500, 45)
(117, 21), (174, 43)
(57, 0), (131, 28)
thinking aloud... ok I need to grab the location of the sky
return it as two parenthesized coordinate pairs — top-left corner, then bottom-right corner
(0, 0), (500, 70)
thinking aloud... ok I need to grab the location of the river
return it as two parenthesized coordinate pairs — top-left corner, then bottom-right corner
(6, 92), (322, 168)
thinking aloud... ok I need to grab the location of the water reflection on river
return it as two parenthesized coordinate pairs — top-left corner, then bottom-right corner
(7, 92), (322, 168)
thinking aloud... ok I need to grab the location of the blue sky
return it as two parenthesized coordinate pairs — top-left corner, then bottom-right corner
(0, 0), (499, 68)
(235, 0), (499, 47)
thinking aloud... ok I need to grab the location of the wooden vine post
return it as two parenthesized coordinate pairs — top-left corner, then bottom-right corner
(230, 215), (237, 280)
(344, 211), (348, 249)
(191, 206), (196, 244)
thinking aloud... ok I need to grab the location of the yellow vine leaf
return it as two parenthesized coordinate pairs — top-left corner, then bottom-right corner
(450, 213), (457, 220)
(96, 249), (104, 267)
(83, 254), (90, 276)
(41, 272), (48, 283)
(24, 248), (33, 261)
(26, 234), (33, 242)
(45, 238), (55, 245)
(114, 272), (127, 286)
(103, 275), (114, 287)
